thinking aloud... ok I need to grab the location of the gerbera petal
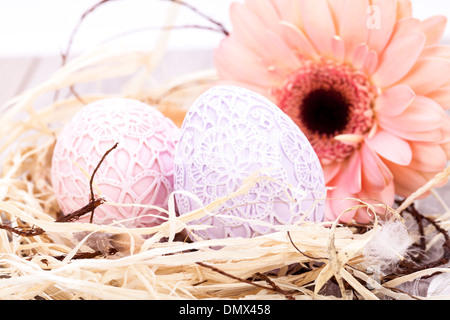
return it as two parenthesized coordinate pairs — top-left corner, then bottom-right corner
(263, 30), (302, 71)
(365, 130), (412, 166)
(372, 32), (425, 88)
(396, 0), (413, 19)
(366, 0), (397, 54)
(229, 2), (270, 52)
(420, 15), (448, 46)
(399, 57), (450, 95)
(271, 0), (302, 27)
(352, 43), (370, 70)
(279, 21), (319, 59)
(214, 37), (284, 87)
(409, 142), (448, 172)
(326, 0), (347, 28)
(326, 173), (360, 223)
(331, 36), (345, 63)
(346, 152), (362, 194)
(374, 84), (415, 117)
(443, 142), (450, 159)
(353, 182), (395, 224)
(339, 0), (370, 61)
(360, 143), (393, 191)
(327, 152), (362, 196)
(322, 161), (342, 184)
(385, 160), (429, 198)
(377, 96), (446, 134)
(299, 0), (336, 57)
(420, 45), (450, 60)
(246, 0), (281, 31)
(428, 85), (450, 110)
(379, 126), (443, 143)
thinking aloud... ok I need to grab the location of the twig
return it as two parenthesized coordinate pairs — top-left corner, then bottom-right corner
(195, 262), (296, 300)
(56, 142), (118, 223)
(255, 272), (295, 300)
(88, 142), (118, 223)
(61, 0), (117, 67)
(0, 224), (45, 237)
(164, 0), (229, 36)
(287, 231), (329, 262)
(55, 198), (106, 223)
(56, 0), (117, 103)
(383, 200), (450, 281)
(52, 248), (118, 261)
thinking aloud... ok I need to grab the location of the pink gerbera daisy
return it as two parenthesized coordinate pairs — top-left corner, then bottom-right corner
(214, 0), (450, 223)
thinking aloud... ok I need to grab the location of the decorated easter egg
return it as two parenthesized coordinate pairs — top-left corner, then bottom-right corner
(174, 85), (326, 240)
(51, 98), (180, 228)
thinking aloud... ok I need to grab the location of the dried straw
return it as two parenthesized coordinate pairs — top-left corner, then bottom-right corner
(0, 3), (449, 300)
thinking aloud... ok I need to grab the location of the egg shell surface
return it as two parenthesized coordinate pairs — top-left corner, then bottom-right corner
(174, 85), (326, 240)
(51, 98), (180, 228)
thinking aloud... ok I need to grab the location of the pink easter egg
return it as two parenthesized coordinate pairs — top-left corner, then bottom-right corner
(51, 98), (179, 228)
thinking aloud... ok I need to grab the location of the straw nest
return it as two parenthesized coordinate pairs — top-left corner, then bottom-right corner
(1, 12), (449, 301)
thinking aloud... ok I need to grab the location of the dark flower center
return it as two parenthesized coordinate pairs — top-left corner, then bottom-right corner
(274, 60), (376, 165)
(300, 88), (350, 136)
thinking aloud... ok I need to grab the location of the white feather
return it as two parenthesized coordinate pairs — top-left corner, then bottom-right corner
(363, 219), (415, 274)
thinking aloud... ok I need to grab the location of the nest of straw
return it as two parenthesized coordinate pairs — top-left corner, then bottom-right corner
(0, 9), (449, 300)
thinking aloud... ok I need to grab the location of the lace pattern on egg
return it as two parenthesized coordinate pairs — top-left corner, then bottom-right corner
(51, 99), (179, 228)
(174, 86), (326, 239)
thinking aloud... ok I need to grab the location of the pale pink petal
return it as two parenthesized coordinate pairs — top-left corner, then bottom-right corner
(363, 49), (379, 75)
(390, 17), (421, 38)
(360, 143), (393, 191)
(263, 30), (302, 72)
(331, 36), (345, 63)
(229, 2), (270, 52)
(428, 85), (450, 110)
(399, 58), (450, 95)
(324, 153), (362, 222)
(420, 45), (450, 59)
(322, 161), (342, 184)
(345, 152), (362, 194)
(396, 0), (413, 19)
(366, 0), (397, 54)
(327, 195), (360, 222)
(379, 125), (443, 143)
(351, 43), (379, 74)
(365, 129), (413, 166)
(385, 160), (429, 197)
(326, 0), (347, 28)
(372, 32), (425, 87)
(420, 15), (448, 46)
(299, 0), (336, 57)
(214, 37), (284, 88)
(377, 96), (446, 134)
(279, 22), (319, 59)
(409, 142), (448, 172)
(339, 0), (370, 61)
(246, 0), (281, 31)
(353, 182), (395, 223)
(327, 153), (362, 194)
(442, 141), (450, 159)
(269, 0), (303, 28)
(326, 182), (359, 223)
(374, 84), (415, 117)
(352, 43), (370, 70)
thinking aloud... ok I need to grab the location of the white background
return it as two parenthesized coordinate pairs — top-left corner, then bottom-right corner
(0, 0), (448, 106)
(0, 0), (448, 56)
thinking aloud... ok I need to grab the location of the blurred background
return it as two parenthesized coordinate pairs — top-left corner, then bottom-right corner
(0, 0), (448, 106)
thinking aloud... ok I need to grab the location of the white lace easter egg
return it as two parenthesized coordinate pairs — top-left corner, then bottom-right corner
(174, 86), (326, 240)
(51, 98), (180, 228)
